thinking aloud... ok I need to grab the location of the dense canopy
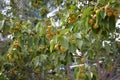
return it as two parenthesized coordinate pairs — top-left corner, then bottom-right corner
(0, 0), (120, 80)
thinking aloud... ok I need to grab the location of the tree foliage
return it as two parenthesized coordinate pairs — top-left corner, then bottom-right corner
(0, 0), (120, 80)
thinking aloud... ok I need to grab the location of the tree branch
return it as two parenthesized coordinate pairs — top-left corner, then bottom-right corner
(66, 64), (74, 80)
(96, 57), (102, 80)
(111, 75), (120, 80)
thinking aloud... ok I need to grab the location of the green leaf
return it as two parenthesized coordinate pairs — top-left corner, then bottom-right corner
(82, 7), (94, 18)
(74, 33), (82, 39)
(85, 17), (89, 28)
(100, 10), (106, 19)
(0, 14), (3, 20)
(0, 74), (9, 80)
(85, 74), (90, 80)
(105, 43), (112, 53)
(60, 53), (66, 61)
(27, 36), (34, 48)
(0, 20), (5, 30)
(0, 75), (4, 80)
(50, 40), (55, 52)
(60, 37), (69, 50)
(35, 22), (41, 32)
(32, 56), (40, 67)
(109, 16), (116, 32)
(34, 38), (40, 53)
(91, 74), (97, 80)
(40, 54), (47, 61)
(66, 52), (73, 64)
(60, 28), (70, 35)
(2, 20), (11, 34)
(72, 24), (80, 32)
(77, 39), (83, 49)
(69, 44), (76, 53)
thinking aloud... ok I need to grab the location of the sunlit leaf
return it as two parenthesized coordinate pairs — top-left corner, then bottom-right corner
(0, 20), (5, 30)
(60, 28), (70, 35)
(50, 40), (55, 52)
